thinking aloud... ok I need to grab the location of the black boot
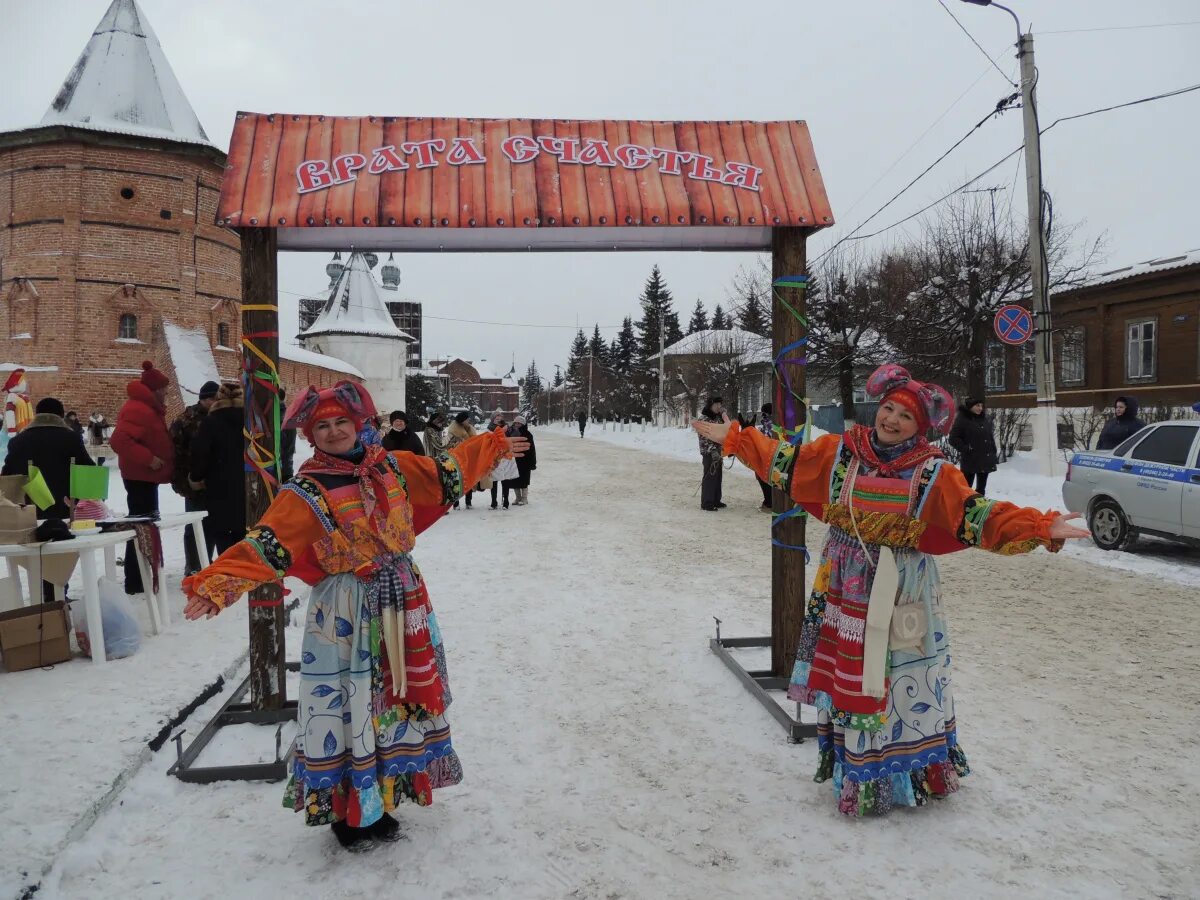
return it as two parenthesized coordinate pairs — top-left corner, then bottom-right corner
(369, 812), (403, 843)
(331, 819), (375, 852)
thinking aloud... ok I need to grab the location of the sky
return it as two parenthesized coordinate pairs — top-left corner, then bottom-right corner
(2, 0), (1197, 381)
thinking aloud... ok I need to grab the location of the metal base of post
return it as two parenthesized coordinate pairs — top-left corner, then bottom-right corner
(167, 661), (300, 784)
(710, 620), (817, 743)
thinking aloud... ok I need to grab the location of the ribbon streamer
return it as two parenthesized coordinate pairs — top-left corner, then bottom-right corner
(769, 275), (811, 561)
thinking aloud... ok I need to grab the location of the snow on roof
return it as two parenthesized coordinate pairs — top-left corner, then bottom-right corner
(300, 251), (413, 341)
(648, 328), (770, 363)
(1051, 247), (1200, 296)
(280, 343), (364, 379)
(163, 322), (220, 406)
(39, 0), (212, 147)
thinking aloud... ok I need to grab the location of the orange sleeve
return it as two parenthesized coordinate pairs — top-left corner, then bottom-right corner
(182, 488), (329, 610)
(390, 428), (507, 506)
(925, 462), (1064, 555)
(723, 423), (840, 504)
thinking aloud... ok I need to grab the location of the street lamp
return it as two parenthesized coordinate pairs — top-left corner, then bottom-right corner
(960, 0), (1059, 476)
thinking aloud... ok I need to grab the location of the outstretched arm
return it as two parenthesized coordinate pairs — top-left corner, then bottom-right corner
(391, 428), (529, 506)
(693, 419), (838, 491)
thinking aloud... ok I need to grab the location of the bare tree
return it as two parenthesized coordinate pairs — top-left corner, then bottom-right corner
(884, 193), (1102, 400)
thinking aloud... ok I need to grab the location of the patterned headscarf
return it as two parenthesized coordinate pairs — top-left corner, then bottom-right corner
(283, 380), (378, 440)
(865, 364), (955, 436)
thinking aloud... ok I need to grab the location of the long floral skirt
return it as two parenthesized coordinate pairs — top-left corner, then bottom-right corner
(789, 531), (970, 817)
(282, 556), (463, 827)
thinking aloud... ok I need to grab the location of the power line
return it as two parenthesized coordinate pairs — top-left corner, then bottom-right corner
(1039, 81), (1200, 132)
(937, 0), (1017, 87)
(1041, 20), (1200, 35)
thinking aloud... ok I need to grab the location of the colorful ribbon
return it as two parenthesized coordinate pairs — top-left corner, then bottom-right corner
(770, 275), (811, 560)
(240, 310), (282, 502)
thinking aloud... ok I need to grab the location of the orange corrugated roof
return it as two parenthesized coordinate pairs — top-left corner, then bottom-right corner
(217, 113), (833, 233)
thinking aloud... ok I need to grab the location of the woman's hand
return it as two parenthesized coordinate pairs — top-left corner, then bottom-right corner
(692, 417), (732, 446)
(506, 436), (531, 458)
(1048, 512), (1090, 541)
(183, 594), (220, 621)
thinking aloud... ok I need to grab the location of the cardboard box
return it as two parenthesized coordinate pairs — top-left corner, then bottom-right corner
(0, 475), (26, 505)
(0, 601), (72, 671)
(0, 503), (36, 545)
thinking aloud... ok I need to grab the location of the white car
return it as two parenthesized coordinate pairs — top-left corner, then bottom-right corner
(1062, 421), (1200, 551)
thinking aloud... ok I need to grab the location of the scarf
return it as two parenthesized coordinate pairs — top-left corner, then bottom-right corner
(843, 424), (942, 477)
(299, 441), (393, 532)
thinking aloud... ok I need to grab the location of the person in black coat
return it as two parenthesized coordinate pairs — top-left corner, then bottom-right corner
(382, 409), (426, 455)
(698, 397), (726, 510)
(188, 382), (247, 556)
(2, 397), (95, 519)
(948, 398), (999, 495)
(278, 386), (297, 483)
(1096, 395), (1147, 451)
(510, 416), (537, 505)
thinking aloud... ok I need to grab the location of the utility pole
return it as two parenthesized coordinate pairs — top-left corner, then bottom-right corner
(657, 308), (665, 427)
(963, 0), (1060, 476)
(587, 354), (594, 423)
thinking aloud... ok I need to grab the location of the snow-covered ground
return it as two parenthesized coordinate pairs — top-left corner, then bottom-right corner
(554, 420), (1200, 590)
(7, 430), (1198, 899)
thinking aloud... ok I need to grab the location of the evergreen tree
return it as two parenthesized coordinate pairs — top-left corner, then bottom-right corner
(552, 368), (564, 388)
(612, 316), (638, 377)
(588, 323), (607, 361)
(405, 373), (442, 416)
(687, 299), (709, 334)
(635, 264), (683, 359)
(710, 303), (731, 330)
(738, 287), (770, 337)
(566, 328), (588, 385)
(521, 360), (543, 408)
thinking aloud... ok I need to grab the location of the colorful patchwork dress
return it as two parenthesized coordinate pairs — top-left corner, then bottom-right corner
(185, 430), (508, 827)
(723, 422), (1064, 817)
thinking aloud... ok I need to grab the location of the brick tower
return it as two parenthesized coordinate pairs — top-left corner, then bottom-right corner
(0, 0), (242, 421)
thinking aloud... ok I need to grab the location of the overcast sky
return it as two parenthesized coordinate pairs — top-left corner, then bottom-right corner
(3, 0), (1197, 380)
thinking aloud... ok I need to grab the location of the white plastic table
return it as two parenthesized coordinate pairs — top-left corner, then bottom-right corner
(0, 510), (210, 665)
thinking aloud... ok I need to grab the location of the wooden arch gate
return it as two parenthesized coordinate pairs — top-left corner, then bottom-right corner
(219, 112), (833, 740)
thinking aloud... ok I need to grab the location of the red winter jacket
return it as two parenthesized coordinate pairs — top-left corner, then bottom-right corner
(110, 382), (175, 483)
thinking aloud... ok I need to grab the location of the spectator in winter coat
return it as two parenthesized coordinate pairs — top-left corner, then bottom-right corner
(446, 412), (479, 509)
(64, 411), (84, 441)
(2, 397), (95, 600)
(510, 415), (537, 505)
(188, 383), (247, 557)
(279, 386), (296, 483)
(169, 380), (218, 575)
(698, 397), (727, 511)
(948, 397), (999, 495)
(1096, 395), (1146, 450)
(383, 410), (426, 455)
(110, 360), (174, 594)
(2, 397), (95, 519)
(756, 403), (774, 511)
(424, 413), (449, 456)
(576, 409), (587, 438)
(489, 417), (520, 509)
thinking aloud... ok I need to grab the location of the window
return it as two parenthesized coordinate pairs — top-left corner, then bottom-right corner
(1130, 424), (1198, 467)
(118, 314), (137, 340)
(1112, 432), (1143, 458)
(217, 322), (230, 347)
(1019, 342), (1036, 391)
(1126, 318), (1156, 380)
(1059, 326), (1085, 385)
(985, 341), (1006, 392)
(852, 388), (868, 405)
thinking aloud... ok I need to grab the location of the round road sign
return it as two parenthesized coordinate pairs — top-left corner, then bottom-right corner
(994, 304), (1033, 346)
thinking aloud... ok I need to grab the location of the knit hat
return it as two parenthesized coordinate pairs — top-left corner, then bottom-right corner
(513, 414), (526, 425)
(866, 363), (955, 435)
(453, 411), (470, 424)
(198, 380), (220, 400)
(2, 369), (26, 392)
(140, 360), (169, 391)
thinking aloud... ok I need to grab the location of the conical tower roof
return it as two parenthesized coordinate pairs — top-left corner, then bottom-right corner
(40, 0), (211, 146)
(301, 252), (413, 341)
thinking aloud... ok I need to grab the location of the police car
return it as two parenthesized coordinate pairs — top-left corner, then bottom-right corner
(1062, 421), (1200, 551)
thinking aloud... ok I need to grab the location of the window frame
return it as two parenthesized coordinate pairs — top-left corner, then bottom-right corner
(1058, 325), (1086, 386)
(118, 313), (138, 340)
(1018, 341), (1037, 392)
(216, 321), (230, 348)
(1125, 316), (1158, 382)
(984, 340), (1006, 393)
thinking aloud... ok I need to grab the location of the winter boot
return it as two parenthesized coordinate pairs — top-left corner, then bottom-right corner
(331, 820), (375, 852)
(369, 812), (404, 843)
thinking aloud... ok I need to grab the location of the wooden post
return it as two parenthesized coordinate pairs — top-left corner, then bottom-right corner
(240, 227), (286, 710)
(770, 227), (807, 677)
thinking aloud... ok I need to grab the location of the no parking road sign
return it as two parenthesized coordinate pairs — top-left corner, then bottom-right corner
(994, 304), (1033, 346)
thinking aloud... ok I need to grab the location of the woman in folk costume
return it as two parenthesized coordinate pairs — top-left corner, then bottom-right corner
(183, 381), (529, 850)
(693, 364), (1089, 817)
(0, 368), (33, 465)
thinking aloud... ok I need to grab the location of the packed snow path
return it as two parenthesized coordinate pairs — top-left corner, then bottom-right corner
(42, 431), (1198, 899)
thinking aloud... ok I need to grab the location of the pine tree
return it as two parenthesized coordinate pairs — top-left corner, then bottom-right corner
(566, 328), (588, 385)
(738, 287), (769, 337)
(635, 264), (683, 359)
(521, 360), (543, 408)
(687, 299), (709, 334)
(710, 303), (731, 330)
(405, 374), (441, 416)
(612, 316), (638, 377)
(552, 368), (564, 388)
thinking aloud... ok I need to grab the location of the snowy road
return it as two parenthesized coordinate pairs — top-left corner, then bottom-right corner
(41, 430), (1199, 899)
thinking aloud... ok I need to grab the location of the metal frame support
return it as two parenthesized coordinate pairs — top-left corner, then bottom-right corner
(167, 661), (300, 784)
(710, 620), (817, 743)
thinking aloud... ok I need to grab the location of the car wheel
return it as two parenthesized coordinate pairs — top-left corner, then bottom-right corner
(1089, 499), (1137, 551)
